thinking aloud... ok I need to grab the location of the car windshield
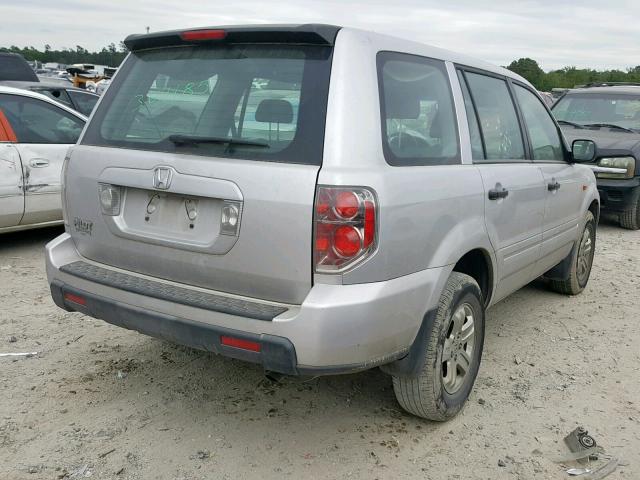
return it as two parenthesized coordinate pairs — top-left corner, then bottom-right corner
(82, 44), (332, 165)
(552, 92), (640, 132)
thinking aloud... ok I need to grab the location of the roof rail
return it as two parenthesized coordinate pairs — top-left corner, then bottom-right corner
(575, 82), (640, 88)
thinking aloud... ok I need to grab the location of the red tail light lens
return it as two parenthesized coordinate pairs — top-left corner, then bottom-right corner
(334, 226), (361, 257)
(64, 292), (87, 306)
(220, 336), (261, 352)
(180, 29), (227, 41)
(334, 191), (360, 219)
(314, 186), (377, 272)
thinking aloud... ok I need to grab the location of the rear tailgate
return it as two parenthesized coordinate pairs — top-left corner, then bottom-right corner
(64, 26), (337, 304)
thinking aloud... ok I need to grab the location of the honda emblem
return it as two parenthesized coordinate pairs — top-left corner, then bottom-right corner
(153, 166), (173, 190)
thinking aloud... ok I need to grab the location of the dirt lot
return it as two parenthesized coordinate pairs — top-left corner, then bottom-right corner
(1, 221), (638, 480)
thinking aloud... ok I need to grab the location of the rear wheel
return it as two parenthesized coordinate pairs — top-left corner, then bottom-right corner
(392, 272), (485, 421)
(619, 187), (640, 230)
(549, 210), (596, 295)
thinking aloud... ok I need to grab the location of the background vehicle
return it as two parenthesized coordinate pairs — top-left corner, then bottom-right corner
(552, 84), (640, 229)
(46, 25), (599, 420)
(1, 53), (100, 116)
(0, 86), (86, 233)
(0, 52), (39, 82)
(0, 80), (100, 116)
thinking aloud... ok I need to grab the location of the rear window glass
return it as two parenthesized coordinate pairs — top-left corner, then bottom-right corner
(377, 52), (460, 166)
(68, 90), (99, 116)
(82, 45), (332, 165)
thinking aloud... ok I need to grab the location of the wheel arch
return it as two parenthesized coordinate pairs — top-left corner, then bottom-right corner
(588, 199), (600, 225)
(452, 248), (495, 307)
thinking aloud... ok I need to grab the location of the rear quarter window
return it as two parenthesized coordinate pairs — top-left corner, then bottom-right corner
(377, 51), (460, 166)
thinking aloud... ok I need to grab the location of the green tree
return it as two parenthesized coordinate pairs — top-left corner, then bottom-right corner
(507, 58), (545, 89)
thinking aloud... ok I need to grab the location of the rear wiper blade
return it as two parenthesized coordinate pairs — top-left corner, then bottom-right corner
(557, 120), (584, 129)
(583, 123), (634, 133)
(168, 134), (270, 148)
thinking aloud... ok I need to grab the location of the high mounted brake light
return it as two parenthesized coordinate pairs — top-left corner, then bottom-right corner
(180, 29), (227, 41)
(124, 25), (340, 51)
(314, 186), (377, 273)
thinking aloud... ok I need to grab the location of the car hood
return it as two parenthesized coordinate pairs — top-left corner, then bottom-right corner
(560, 125), (640, 156)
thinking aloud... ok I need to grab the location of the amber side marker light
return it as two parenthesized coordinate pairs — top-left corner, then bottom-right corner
(180, 29), (227, 41)
(220, 335), (261, 352)
(64, 293), (87, 306)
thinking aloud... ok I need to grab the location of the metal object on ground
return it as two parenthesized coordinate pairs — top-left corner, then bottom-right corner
(551, 446), (603, 463)
(567, 468), (591, 476)
(565, 427), (598, 464)
(582, 457), (619, 480)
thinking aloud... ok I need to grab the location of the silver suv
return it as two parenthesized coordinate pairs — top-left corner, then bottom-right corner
(46, 25), (600, 420)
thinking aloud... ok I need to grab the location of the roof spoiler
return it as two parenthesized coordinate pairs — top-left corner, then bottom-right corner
(124, 24), (341, 51)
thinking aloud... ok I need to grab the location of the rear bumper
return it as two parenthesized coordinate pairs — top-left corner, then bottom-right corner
(597, 178), (640, 213)
(46, 233), (448, 375)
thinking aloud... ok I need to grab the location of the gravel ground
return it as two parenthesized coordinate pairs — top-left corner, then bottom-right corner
(1, 220), (638, 480)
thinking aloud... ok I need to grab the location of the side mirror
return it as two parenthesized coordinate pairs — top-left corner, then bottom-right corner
(571, 139), (596, 162)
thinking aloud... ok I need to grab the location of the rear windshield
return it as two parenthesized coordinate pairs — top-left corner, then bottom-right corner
(82, 45), (332, 165)
(67, 90), (99, 116)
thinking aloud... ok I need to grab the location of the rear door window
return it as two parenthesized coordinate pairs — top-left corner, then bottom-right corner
(378, 52), (460, 166)
(456, 70), (484, 160)
(464, 72), (525, 162)
(82, 45), (332, 165)
(0, 94), (84, 144)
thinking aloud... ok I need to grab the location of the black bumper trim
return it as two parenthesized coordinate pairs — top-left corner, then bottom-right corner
(597, 181), (640, 213)
(51, 280), (298, 375)
(59, 261), (287, 321)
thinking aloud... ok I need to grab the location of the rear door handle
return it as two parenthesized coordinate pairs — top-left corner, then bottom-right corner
(548, 180), (561, 191)
(29, 158), (49, 168)
(488, 185), (509, 200)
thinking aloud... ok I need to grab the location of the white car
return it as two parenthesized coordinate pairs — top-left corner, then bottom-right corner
(0, 86), (86, 233)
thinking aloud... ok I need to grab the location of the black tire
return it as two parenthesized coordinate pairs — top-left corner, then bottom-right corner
(619, 187), (640, 230)
(392, 272), (485, 421)
(549, 210), (596, 295)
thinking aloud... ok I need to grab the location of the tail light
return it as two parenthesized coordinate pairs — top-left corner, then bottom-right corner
(314, 186), (377, 273)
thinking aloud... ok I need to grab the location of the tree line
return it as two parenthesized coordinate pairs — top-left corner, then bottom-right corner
(507, 58), (640, 91)
(3, 45), (640, 90)
(0, 43), (128, 67)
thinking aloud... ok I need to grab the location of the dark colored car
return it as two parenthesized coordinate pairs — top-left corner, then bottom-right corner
(0, 80), (99, 116)
(552, 84), (640, 229)
(0, 53), (39, 82)
(1, 54), (100, 116)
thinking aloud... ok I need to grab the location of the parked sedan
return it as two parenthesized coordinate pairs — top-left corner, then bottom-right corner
(0, 86), (86, 233)
(0, 80), (100, 116)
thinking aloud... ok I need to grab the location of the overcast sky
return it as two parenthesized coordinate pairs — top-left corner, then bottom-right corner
(1, 0), (638, 71)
